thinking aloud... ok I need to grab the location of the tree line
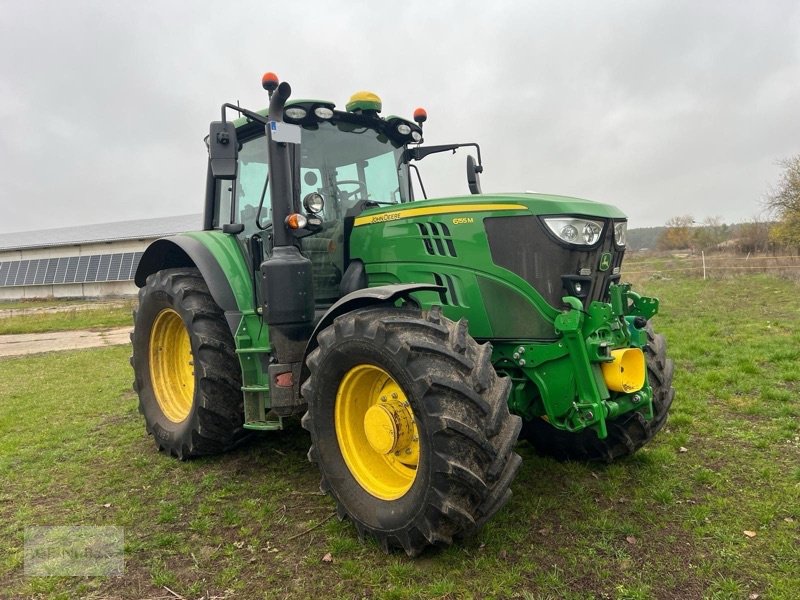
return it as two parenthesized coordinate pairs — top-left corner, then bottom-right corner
(656, 156), (799, 254)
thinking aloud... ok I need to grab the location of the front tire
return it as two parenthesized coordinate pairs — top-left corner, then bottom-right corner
(131, 268), (247, 459)
(301, 306), (522, 556)
(523, 325), (675, 462)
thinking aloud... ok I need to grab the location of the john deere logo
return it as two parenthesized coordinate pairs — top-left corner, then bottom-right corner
(598, 253), (612, 272)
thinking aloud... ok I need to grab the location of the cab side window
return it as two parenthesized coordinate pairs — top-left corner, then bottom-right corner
(236, 137), (271, 239)
(213, 180), (232, 228)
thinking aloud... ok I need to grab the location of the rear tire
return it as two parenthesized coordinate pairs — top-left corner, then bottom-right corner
(523, 325), (675, 462)
(301, 306), (522, 556)
(131, 268), (247, 459)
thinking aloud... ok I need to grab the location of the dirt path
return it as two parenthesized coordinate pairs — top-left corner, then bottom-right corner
(0, 327), (133, 358)
(0, 301), (129, 318)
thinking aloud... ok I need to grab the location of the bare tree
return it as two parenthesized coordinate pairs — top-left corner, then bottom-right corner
(737, 216), (773, 254)
(765, 156), (800, 249)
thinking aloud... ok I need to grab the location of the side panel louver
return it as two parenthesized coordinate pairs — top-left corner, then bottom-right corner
(417, 223), (457, 258)
(431, 272), (461, 306)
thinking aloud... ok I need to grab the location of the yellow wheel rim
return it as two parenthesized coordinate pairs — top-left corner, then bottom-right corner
(335, 365), (419, 500)
(149, 308), (195, 423)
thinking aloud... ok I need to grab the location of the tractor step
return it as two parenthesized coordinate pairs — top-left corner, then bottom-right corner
(244, 417), (284, 431)
(235, 347), (271, 354)
(241, 385), (270, 392)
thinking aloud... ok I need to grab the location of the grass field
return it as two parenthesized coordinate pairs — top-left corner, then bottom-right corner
(0, 301), (134, 335)
(0, 273), (798, 599)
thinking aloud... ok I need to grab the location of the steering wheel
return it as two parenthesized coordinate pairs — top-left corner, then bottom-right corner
(335, 180), (368, 203)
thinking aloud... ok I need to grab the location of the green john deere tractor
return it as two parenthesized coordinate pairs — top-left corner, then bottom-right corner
(131, 73), (674, 555)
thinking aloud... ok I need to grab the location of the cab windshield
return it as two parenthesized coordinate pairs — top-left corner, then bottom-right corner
(218, 120), (410, 237)
(299, 120), (410, 222)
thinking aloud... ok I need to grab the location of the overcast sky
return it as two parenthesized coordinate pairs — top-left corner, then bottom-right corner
(1, 0), (798, 234)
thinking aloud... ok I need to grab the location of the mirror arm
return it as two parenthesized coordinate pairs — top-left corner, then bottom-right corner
(405, 142), (483, 169)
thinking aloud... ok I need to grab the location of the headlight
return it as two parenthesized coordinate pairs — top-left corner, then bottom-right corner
(543, 217), (603, 246)
(314, 106), (334, 119)
(397, 123), (411, 135)
(614, 221), (627, 247)
(303, 192), (325, 215)
(284, 107), (308, 120)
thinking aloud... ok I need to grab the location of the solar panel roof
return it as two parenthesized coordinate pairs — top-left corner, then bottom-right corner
(0, 214), (202, 252)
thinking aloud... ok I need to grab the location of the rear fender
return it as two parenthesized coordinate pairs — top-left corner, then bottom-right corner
(134, 235), (242, 334)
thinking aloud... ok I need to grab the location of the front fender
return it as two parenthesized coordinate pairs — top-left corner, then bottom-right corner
(301, 283), (445, 381)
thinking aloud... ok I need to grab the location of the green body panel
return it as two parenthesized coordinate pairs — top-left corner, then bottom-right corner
(350, 193), (657, 437)
(182, 231), (257, 311)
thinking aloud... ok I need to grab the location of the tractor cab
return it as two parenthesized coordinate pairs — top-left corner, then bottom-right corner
(213, 106), (414, 232)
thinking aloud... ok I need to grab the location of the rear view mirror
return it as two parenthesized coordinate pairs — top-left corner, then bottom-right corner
(208, 121), (238, 179)
(466, 154), (482, 195)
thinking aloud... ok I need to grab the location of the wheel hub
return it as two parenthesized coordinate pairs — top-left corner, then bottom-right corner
(363, 398), (414, 455)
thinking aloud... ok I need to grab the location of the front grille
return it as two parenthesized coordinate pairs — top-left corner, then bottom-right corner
(484, 215), (624, 309)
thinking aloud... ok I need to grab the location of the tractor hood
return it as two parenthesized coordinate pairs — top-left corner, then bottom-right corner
(352, 193), (627, 228)
(349, 192), (630, 336)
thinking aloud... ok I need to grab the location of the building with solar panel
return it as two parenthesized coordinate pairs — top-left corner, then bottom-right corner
(0, 215), (200, 300)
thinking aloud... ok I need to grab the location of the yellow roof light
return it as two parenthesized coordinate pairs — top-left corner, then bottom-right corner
(346, 91), (382, 113)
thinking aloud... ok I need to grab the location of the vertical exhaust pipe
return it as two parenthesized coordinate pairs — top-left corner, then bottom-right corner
(260, 80), (315, 364)
(266, 81), (294, 248)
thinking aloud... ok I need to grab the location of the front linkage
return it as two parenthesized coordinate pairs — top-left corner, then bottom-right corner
(497, 283), (660, 439)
